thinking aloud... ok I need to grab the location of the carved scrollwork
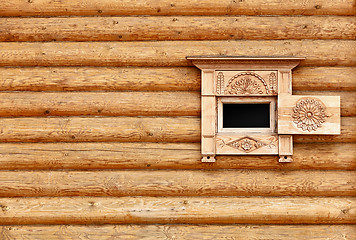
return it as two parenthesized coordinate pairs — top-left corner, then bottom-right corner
(292, 97), (328, 132)
(226, 136), (267, 153)
(224, 72), (269, 95)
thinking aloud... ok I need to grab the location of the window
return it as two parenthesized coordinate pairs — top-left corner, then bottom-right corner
(217, 97), (276, 133)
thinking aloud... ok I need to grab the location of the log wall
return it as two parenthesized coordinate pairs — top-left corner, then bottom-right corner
(0, 1), (355, 239)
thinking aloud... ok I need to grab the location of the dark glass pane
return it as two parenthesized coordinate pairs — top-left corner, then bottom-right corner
(223, 104), (270, 128)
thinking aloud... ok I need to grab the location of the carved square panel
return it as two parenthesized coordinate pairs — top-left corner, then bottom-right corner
(215, 71), (278, 96)
(278, 95), (340, 135)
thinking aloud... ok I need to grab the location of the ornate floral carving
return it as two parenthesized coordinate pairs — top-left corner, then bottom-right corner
(216, 72), (224, 94)
(292, 97), (328, 132)
(268, 72), (277, 94)
(224, 72), (268, 95)
(226, 136), (266, 153)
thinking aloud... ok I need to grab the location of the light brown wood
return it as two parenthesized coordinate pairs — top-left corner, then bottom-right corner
(1, 225), (355, 240)
(0, 67), (353, 92)
(294, 91), (356, 117)
(2, 0), (355, 16)
(201, 96), (216, 161)
(0, 67), (201, 91)
(279, 135), (293, 158)
(0, 92), (200, 117)
(2, 16), (354, 42)
(278, 95), (340, 134)
(294, 117), (355, 143)
(0, 117), (200, 143)
(293, 67), (356, 91)
(216, 71), (278, 96)
(0, 197), (354, 224)
(0, 41), (354, 67)
(0, 117), (353, 143)
(201, 70), (216, 161)
(0, 170), (354, 197)
(0, 142), (354, 170)
(216, 134), (278, 155)
(0, 91), (352, 117)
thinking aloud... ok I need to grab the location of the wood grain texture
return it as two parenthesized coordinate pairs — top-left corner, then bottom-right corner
(0, 117), (200, 143)
(2, 0), (355, 16)
(294, 117), (356, 143)
(0, 67), (353, 92)
(0, 143), (354, 170)
(0, 92), (200, 117)
(0, 117), (354, 143)
(0, 41), (354, 67)
(1, 16), (355, 42)
(294, 91), (356, 117)
(0, 170), (354, 197)
(0, 91), (352, 117)
(1, 225), (355, 240)
(0, 197), (354, 224)
(278, 95), (340, 135)
(293, 67), (356, 91)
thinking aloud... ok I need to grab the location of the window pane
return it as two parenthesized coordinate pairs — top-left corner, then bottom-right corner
(223, 104), (270, 128)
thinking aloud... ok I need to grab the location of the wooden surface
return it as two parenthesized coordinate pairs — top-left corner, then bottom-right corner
(2, 0), (355, 16)
(0, 67), (354, 92)
(1, 225), (355, 240)
(0, 41), (354, 67)
(294, 91), (356, 117)
(278, 95), (340, 135)
(0, 170), (354, 197)
(1, 16), (355, 42)
(294, 117), (355, 143)
(0, 91), (352, 117)
(0, 142), (354, 170)
(0, 92), (200, 117)
(0, 117), (200, 143)
(0, 197), (355, 224)
(0, 117), (353, 143)
(293, 67), (356, 91)
(216, 134), (279, 155)
(1, 0), (355, 236)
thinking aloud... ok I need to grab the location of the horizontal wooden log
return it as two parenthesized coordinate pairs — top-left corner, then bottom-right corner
(0, 117), (200, 143)
(0, 92), (200, 117)
(2, 0), (355, 16)
(0, 41), (354, 67)
(1, 225), (355, 240)
(1, 16), (355, 42)
(0, 67), (201, 91)
(0, 142), (354, 170)
(293, 67), (356, 91)
(0, 170), (354, 197)
(0, 197), (354, 224)
(0, 67), (353, 92)
(0, 91), (352, 117)
(0, 117), (354, 143)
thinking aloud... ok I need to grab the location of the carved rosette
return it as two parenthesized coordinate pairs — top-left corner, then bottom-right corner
(224, 72), (269, 95)
(226, 137), (267, 153)
(292, 97), (328, 132)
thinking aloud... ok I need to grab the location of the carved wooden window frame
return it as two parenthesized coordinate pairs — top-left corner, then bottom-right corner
(187, 57), (340, 163)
